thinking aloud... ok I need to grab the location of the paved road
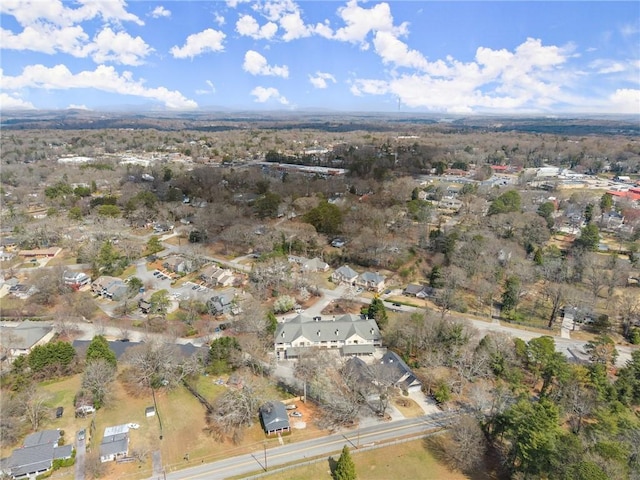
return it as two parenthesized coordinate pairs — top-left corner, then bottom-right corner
(75, 433), (86, 480)
(153, 413), (455, 480)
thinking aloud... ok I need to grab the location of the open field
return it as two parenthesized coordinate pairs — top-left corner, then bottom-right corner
(253, 439), (492, 480)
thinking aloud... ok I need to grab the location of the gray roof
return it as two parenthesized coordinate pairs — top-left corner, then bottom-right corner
(72, 340), (205, 361)
(342, 344), (375, 355)
(100, 433), (129, 458)
(359, 271), (385, 283)
(259, 402), (290, 434)
(10, 444), (53, 477)
(404, 284), (425, 295)
(275, 313), (380, 344)
(381, 351), (421, 389)
(24, 430), (60, 447)
(333, 265), (358, 279)
(0, 321), (54, 350)
(303, 258), (329, 270)
(53, 445), (73, 460)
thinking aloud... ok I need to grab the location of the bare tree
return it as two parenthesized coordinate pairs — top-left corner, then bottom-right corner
(206, 380), (264, 444)
(121, 341), (203, 391)
(429, 415), (486, 472)
(20, 386), (51, 431)
(81, 359), (116, 408)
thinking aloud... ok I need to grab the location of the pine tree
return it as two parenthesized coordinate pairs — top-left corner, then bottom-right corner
(334, 445), (356, 480)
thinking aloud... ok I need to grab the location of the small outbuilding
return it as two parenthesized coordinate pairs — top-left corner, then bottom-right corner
(259, 402), (290, 436)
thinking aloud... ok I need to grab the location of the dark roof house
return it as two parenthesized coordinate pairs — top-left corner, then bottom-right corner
(380, 351), (422, 393)
(259, 402), (290, 436)
(7, 429), (72, 479)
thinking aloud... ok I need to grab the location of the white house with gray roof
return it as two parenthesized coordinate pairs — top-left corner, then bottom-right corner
(100, 424), (130, 462)
(0, 320), (55, 363)
(356, 271), (386, 292)
(331, 265), (359, 285)
(7, 429), (72, 479)
(274, 313), (382, 360)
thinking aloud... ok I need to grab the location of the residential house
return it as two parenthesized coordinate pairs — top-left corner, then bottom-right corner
(0, 320), (55, 362)
(200, 265), (236, 287)
(63, 270), (91, 288)
(403, 284), (436, 299)
(7, 429), (72, 479)
(8, 284), (37, 299)
(380, 351), (422, 393)
(356, 271), (386, 293)
(259, 402), (290, 436)
(0, 249), (15, 261)
(163, 255), (192, 274)
(100, 424), (129, 463)
(303, 257), (329, 273)
(207, 290), (237, 316)
(331, 265), (358, 285)
(138, 294), (152, 314)
(274, 313), (382, 360)
(18, 247), (62, 258)
(91, 276), (127, 301)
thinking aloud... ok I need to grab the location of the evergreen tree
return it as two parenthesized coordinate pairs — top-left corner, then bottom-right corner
(86, 335), (117, 367)
(501, 276), (521, 312)
(334, 445), (356, 480)
(366, 297), (388, 329)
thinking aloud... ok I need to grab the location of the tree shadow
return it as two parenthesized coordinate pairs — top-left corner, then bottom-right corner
(327, 455), (338, 478)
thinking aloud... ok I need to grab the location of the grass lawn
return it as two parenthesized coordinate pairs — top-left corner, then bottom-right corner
(393, 396), (425, 418)
(255, 439), (482, 480)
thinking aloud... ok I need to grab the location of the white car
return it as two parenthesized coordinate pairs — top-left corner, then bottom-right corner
(289, 411), (303, 417)
(127, 423), (140, 429)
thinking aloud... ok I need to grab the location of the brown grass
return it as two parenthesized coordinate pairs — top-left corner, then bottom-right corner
(254, 439), (477, 480)
(393, 396), (425, 418)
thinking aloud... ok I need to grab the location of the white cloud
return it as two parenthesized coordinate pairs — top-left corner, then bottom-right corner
(243, 50), (289, 78)
(170, 28), (226, 59)
(196, 80), (216, 95)
(150, 6), (171, 18)
(66, 104), (90, 110)
(250, 86), (288, 104)
(334, 0), (407, 49)
(1, 64), (198, 109)
(609, 89), (640, 114)
(589, 59), (628, 74)
(1, 24), (89, 56)
(0, 93), (35, 110)
(0, 0), (144, 27)
(373, 31), (428, 70)
(226, 0), (250, 8)
(236, 15), (278, 40)
(214, 13), (225, 26)
(85, 27), (153, 66)
(309, 72), (336, 89)
(349, 38), (582, 113)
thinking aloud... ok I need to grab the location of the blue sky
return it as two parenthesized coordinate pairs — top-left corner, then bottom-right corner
(1, 1), (639, 114)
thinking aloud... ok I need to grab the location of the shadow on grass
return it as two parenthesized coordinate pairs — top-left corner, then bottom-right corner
(423, 435), (506, 480)
(327, 455), (338, 479)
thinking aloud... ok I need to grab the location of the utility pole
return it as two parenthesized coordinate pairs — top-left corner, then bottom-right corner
(263, 442), (268, 472)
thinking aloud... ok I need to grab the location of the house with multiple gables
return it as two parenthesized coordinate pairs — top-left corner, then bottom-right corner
(162, 255), (192, 274)
(380, 350), (423, 393)
(5, 429), (72, 479)
(63, 270), (91, 288)
(403, 283), (436, 299)
(356, 271), (386, 293)
(200, 264), (236, 287)
(0, 320), (55, 363)
(288, 255), (330, 273)
(331, 265), (359, 284)
(274, 313), (382, 360)
(91, 276), (127, 301)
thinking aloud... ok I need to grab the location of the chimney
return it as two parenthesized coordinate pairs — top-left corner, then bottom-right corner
(317, 330), (321, 337)
(335, 329), (339, 336)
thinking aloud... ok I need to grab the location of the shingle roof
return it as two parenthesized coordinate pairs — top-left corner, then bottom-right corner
(359, 271), (385, 283)
(10, 444), (53, 477)
(100, 433), (129, 458)
(24, 430), (60, 447)
(334, 265), (358, 279)
(0, 321), (54, 350)
(260, 402), (290, 434)
(275, 313), (380, 344)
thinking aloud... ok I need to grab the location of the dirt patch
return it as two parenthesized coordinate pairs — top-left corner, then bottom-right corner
(394, 396), (425, 418)
(321, 299), (365, 316)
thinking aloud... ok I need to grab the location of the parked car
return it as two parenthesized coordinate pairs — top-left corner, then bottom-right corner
(127, 423), (140, 429)
(55, 406), (64, 418)
(290, 411), (303, 417)
(77, 429), (86, 441)
(285, 404), (297, 410)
